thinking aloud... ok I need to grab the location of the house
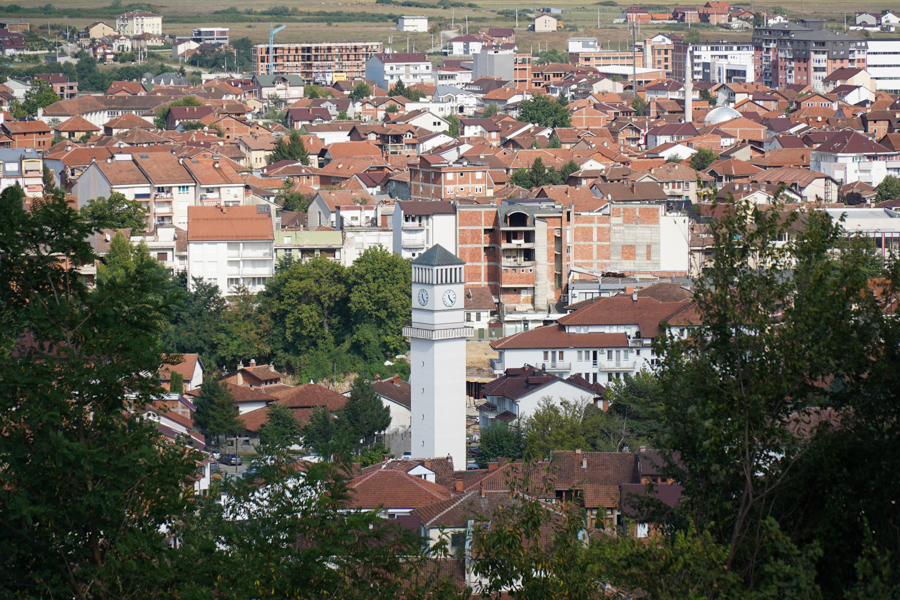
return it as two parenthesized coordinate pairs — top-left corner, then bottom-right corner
(186, 205), (275, 295)
(159, 353), (204, 391)
(490, 290), (699, 384)
(252, 74), (306, 102)
(465, 286), (496, 340)
(534, 15), (558, 32)
(182, 157), (245, 208)
(116, 10), (162, 36)
(83, 21), (116, 40)
(398, 15), (428, 32)
(166, 105), (214, 129)
(51, 115), (100, 140)
(446, 35), (485, 57)
(372, 374), (412, 432)
(387, 108), (450, 134)
(32, 73), (77, 100)
(131, 153), (197, 228)
(409, 155), (493, 200)
(275, 229), (343, 263)
(749, 167), (840, 203)
(307, 189), (372, 229)
(1, 121), (52, 150)
(348, 468), (453, 516)
(478, 364), (605, 429)
(392, 200), (457, 259)
(810, 130), (899, 186)
(286, 107), (332, 129)
(0, 148), (44, 199)
(365, 53), (433, 91)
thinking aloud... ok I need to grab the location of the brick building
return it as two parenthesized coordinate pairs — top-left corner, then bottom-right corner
(409, 155), (493, 201)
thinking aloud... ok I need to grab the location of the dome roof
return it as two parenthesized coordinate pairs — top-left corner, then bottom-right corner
(705, 106), (742, 125)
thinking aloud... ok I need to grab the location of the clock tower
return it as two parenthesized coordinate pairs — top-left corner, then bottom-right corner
(403, 244), (472, 471)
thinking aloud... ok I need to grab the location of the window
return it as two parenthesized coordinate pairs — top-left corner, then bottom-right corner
(607, 350), (613, 360)
(466, 313), (472, 322)
(177, 186), (189, 194)
(476, 312), (482, 322)
(543, 351), (549, 361)
(558, 351), (564, 360)
(157, 252), (167, 261)
(577, 350), (583, 361)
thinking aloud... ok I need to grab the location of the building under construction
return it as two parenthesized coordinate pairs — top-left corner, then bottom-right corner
(252, 42), (383, 84)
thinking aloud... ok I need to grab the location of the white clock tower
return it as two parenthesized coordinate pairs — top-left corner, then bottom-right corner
(403, 245), (472, 471)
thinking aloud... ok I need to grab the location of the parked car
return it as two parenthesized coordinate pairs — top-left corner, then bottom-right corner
(220, 453), (242, 466)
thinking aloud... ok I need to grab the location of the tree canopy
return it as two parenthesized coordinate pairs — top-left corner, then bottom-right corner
(876, 175), (900, 203)
(269, 129), (311, 165)
(81, 191), (148, 231)
(9, 78), (58, 119)
(519, 95), (572, 128)
(689, 147), (718, 171)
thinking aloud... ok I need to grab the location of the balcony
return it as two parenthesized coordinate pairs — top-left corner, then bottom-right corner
(402, 221), (426, 230)
(604, 361), (636, 372)
(538, 362), (571, 373)
(502, 259), (535, 268)
(155, 193), (173, 199)
(403, 237), (427, 249)
(154, 202), (173, 215)
(489, 357), (503, 373)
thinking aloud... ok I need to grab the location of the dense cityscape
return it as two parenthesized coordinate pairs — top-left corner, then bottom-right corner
(1, 1), (899, 597)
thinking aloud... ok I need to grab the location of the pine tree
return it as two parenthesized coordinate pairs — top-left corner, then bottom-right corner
(259, 402), (302, 449)
(194, 376), (242, 444)
(344, 377), (391, 447)
(169, 371), (184, 394)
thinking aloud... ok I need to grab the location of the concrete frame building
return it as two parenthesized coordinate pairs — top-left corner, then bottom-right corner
(672, 40), (755, 83)
(866, 39), (900, 94)
(115, 10), (162, 36)
(398, 15), (428, 32)
(252, 42), (383, 84)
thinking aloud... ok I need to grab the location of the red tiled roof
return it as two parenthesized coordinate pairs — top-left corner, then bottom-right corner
(349, 469), (453, 510)
(187, 206), (274, 241)
(556, 296), (700, 338)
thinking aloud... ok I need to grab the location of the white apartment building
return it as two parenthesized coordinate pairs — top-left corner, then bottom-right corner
(365, 52), (433, 90)
(866, 39), (900, 93)
(810, 130), (900, 187)
(116, 10), (162, 36)
(674, 41), (755, 83)
(398, 16), (428, 32)
(392, 201), (458, 259)
(186, 205), (275, 296)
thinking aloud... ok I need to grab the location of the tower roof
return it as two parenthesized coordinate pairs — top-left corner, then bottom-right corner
(412, 244), (465, 267)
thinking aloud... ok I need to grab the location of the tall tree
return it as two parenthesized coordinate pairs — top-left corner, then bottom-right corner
(215, 285), (272, 369)
(876, 175), (900, 203)
(519, 94), (571, 128)
(631, 96), (648, 116)
(258, 402), (302, 449)
(81, 191), (148, 230)
(524, 397), (589, 459)
(169, 370), (184, 394)
(477, 420), (525, 467)
(0, 184), (199, 597)
(9, 78), (59, 119)
(194, 376), (242, 443)
(269, 129), (311, 165)
(349, 81), (371, 102)
(689, 148), (718, 171)
(346, 247), (411, 361)
(343, 377), (391, 447)
(275, 178), (311, 212)
(548, 134), (562, 149)
(162, 273), (228, 370)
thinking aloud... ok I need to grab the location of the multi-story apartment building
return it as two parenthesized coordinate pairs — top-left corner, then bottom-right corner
(409, 155), (493, 201)
(115, 10), (162, 36)
(752, 19), (867, 91)
(32, 73), (78, 99)
(672, 40), (755, 83)
(365, 52), (433, 90)
(252, 42), (383, 84)
(471, 49), (533, 91)
(571, 35), (676, 77)
(865, 39), (900, 94)
(191, 27), (229, 44)
(187, 205), (275, 296)
(457, 200), (690, 313)
(0, 148), (43, 199)
(392, 201), (458, 260)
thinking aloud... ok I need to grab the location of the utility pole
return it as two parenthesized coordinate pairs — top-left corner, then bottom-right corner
(466, 14), (468, 35)
(452, 9), (455, 31)
(631, 22), (637, 98)
(516, 9), (518, 29)
(597, 9), (600, 28)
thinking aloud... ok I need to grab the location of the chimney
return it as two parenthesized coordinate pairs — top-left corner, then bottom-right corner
(269, 363), (275, 372)
(249, 359), (256, 367)
(374, 374), (381, 381)
(106, 157), (112, 163)
(480, 483), (486, 498)
(392, 374), (400, 386)
(581, 456), (587, 469)
(424, 460), (432, 470)
(236, 371), (243, 386)
(625, 286), (634, 294)
(632, 291), (638, 302)
(488, 460), (499, 471)
(575, 447), (582, 455)
(600, 398), (609, 411)
(639, 445), (646, 453)
(455, 472), (464, 492)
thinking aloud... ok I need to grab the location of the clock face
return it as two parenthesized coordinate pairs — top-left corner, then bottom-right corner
(417, 289), (429, 306)
(442, 289), (457, 307)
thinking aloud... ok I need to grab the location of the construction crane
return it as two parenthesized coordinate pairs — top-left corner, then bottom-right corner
(268, 23), (286, 75)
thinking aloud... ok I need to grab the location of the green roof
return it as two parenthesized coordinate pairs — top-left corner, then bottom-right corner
(279, 230), (342, 246)
(412, 244), (465, 267)
(253, 74), (306, 87)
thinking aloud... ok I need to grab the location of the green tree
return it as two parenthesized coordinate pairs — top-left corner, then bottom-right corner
(162, 273), (229, 370)
(343, 377), (391, 447)
(336, 109), (349, 120)
(631, 95), (648, 116)
(876, 175), (900, 203)
(153, 95), (203, 129)
(533, 48), (570, 65)
(194, 375), (242, 443)
(689, 147), (718, 171)
(385, 104), (398, 114)
(269, 129), (311, 165)
(604, 371), (664, 448)
(42, 164), (58, 196)
(524, 397), (589, 459)
(529, 138), (542, 149)
(215, 285), (272, 369)
(482, 102), (500, 117)
(169, 370), (184, 394)
(389, 79), (425, 101)
(0, 184), (199, 597)
(346, 247), (411, 361)
(349, 81), (371, 102)
(685, 30), (701, 43)
(548, 134), (562, 149)
(276, 178), (311, 211)
(477, 420), (525, 468)
(301, 404), (353, 456)
(666, 154), (684, 164)
(654, 196), (897, 586)
(81, 191), (148, 230)
(258, 402), (302, 448)
(446, 114), (461, 137)
(699, 86), (715, 105)
(9, 78), (59, 119)
(753, 11), (765, 26)
(304, 84), (333, 99)
(519, 94), (572, 128)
